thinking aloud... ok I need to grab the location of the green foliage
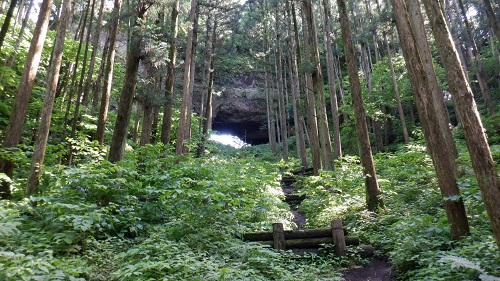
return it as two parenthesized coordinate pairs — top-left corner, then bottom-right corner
(1, 144), (350, 280)
(292, 143), (500, 280)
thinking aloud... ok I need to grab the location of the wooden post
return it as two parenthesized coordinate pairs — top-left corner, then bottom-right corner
(332, 220), (346, 256)
(273, 223), (286, 250)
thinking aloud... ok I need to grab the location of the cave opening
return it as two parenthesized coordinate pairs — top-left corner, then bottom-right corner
(211, 119), (268, 145)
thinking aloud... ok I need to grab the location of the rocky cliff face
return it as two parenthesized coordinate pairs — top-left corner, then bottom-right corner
(194, 74), (269, 145)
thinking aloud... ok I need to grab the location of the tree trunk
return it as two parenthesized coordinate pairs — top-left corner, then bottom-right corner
(0, 0), (18, 53)
(132, 104), (142, 143)
(337, 0), (383, 211)
(384, 34), (410, 144)
(184, 8), (199, 145)
(70, 0), (96, 149)
(108, 0), (152, 162)
(96, 0), (121, 145)
(160, 0), (179, 146)
(406, 0), (458, 159)
(275, 7), (289, 161)
(455, 0), (494, 113)
(175, 0), (198, 155)
(263, 0), (277, 152)
(361, 41), (384, 152)
(422, 0), (500, 249)
(82, 0), (105, 106)
(91, 31), (110, 110)
(0, 0), (53, 198)
(391, 0), (470, 240)
(61, 1), (89, 142)
(302, 0), (334, 171)
(197, 19), (217, 157)
(322, 0), (342, 159)
(26, 0), (72, 196)
(4, 0), (33, 67)
(285, 0), (307, 167)
(140, 102), (154, 146)
(483, 0), (500, 43)
(300, 1), (322, 174)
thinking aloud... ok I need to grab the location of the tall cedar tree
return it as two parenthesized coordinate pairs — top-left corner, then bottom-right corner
(0, 0), (17, 53)
(422, 0), (500, 248)
(390, 0), (470, 239)
(337, 0), (383, 211)
(175, 0), (199, 155)
(302, 0), (335, 171)
(96, 0), (122, 145)
(321, 0), (342, 158)
(160, 0), (180, 145)
(108, 0), (153, 162)
(27, 0), (73, 195)
(300, 0), (322, 174)
(0, 0), (53, 198)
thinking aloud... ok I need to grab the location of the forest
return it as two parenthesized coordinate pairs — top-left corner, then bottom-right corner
(0, 0), (499, 279)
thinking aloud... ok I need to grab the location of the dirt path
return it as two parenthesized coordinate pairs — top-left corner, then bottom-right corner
(342, 259), (394, 281)
(281, 172), (394, 280)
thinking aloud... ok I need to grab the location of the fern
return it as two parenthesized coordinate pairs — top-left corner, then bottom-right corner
(440, 255), (500, 281)
(0, 205), (22, 240)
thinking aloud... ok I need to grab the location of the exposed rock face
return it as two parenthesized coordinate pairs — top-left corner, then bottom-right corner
(194, 74), (269, 145)
(212, 76), (268, 145)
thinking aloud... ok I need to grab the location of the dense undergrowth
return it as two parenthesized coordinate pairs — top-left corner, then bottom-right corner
(295, 141), (500, 280)
(1, 139), (499, 280)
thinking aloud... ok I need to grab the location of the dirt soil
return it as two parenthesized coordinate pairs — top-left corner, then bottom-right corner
(342, 259), (394, 281)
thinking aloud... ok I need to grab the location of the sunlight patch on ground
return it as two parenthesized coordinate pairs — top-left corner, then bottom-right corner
(210, 133), (249, 149)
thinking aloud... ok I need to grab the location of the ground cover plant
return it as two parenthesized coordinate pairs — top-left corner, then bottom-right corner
(1, 139), (499, 280)
(1, 141), (349, 280)
(294, 141), (500, 280)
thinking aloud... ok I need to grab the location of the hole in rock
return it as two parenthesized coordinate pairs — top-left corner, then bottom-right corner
(211, 120), (268, 145)
(209, 134), (249, 148)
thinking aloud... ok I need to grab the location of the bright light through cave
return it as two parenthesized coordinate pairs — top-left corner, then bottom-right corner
(210, 133), (249, 149)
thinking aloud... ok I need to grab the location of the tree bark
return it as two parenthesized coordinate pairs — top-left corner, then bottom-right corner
(175, 0), (198, 155)
(284, 0), (307, 168)
(390, 0), (470, 240)
(384, 34), (410, 144)
(91, 31), (110, 110)
(61, 1), (89, 142)
(160, 0), (180, 146)
(0, 0), (53, 198)
(197, 19), (217, 157)
(26, 0), (73, 196)
(337, 0), (383, 211)
(140, 102), (154, 146)
(70, 0), (96, 149)
(300, 1), (322, 174)
(422, 0), (500, 249)
(82, 0), (105, 106)
(4, 0), (33, 67)
(0, 0), (18, 53)
(286, 0), (307, 168)
(321, 0), (342, 159)
(263, 0), (277, 152)
(455, 0), (494, 113)
(108, 0), (152, 162)
(96, 0), (121, 145)
(275, 6), (288, 161)
(483, 0), (500, 43)
(406, 0), (458, 159)
(302, 0), (334, 171)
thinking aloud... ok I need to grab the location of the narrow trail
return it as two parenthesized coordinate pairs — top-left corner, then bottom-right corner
(280, 169), (394, 281)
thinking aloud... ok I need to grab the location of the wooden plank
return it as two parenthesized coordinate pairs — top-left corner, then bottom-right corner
(258, 236), (360, 249)
(243, 227), (348, 241)
(273, 223), (286, 250)
(332, 220), (347, 256)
